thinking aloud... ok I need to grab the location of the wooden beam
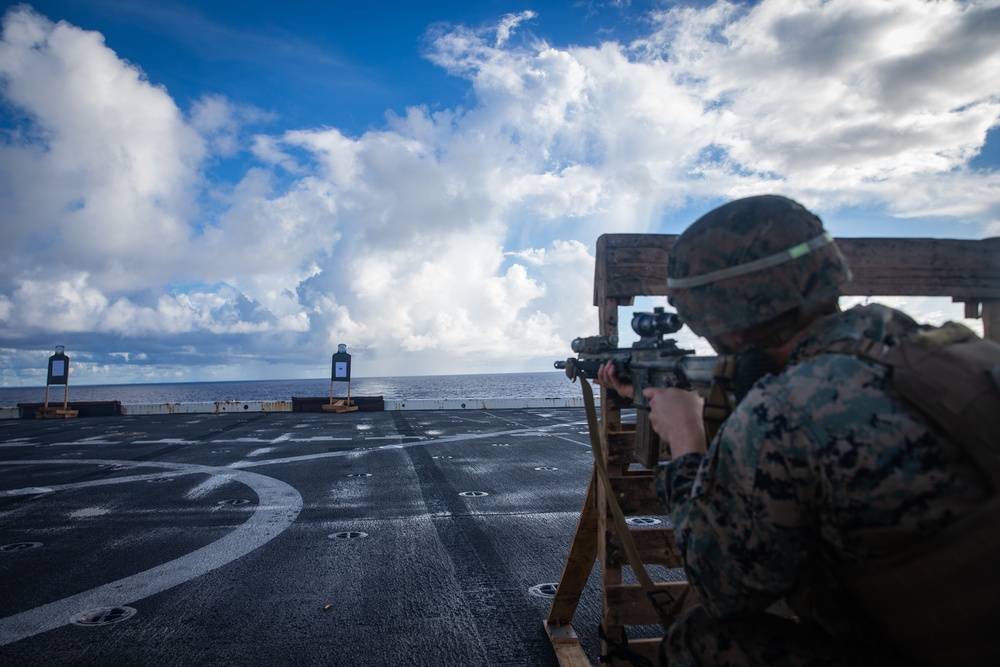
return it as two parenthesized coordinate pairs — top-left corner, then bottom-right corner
(837, 238), (1000, 299)
(595, 235), (1000, 304)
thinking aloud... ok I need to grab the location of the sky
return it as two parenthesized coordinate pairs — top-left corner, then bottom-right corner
(0, 0), (998, 387)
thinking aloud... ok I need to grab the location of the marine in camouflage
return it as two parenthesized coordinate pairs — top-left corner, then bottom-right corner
(654, 304), (990, 665)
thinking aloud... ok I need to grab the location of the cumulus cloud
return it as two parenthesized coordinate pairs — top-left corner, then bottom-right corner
(0, 1), (997, 385)
(0, 7), (205, 290)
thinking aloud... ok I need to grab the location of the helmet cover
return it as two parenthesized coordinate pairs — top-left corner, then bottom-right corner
(667, 195), (851, 338)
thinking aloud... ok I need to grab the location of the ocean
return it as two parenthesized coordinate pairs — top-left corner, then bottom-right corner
(0, 372), (591, 408)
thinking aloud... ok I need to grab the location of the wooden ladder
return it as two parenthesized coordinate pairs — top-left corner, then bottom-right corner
(544, 383), (691, 665)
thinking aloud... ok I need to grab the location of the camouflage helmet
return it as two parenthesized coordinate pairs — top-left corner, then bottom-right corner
(667, 195), (851, 339)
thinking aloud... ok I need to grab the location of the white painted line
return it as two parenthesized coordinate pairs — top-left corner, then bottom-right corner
(69, 507), (111, 519)
(46, 441), (116, 447)
(133, 439), (198, 445)
(246, 447), (276, 457)
(289, 436), (353, 442)
(2, 486), (54, 495)
(0, 472), (187, 496)
(231, 426), (568, 469)
(184, 474), (237, 500)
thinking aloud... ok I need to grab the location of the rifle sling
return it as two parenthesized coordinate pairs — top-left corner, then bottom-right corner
(577, 374), (689, 630)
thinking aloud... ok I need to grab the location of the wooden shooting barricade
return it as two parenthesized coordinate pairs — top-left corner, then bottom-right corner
(545, 235), (1000, 666)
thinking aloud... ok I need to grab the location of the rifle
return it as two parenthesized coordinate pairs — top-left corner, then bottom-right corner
(555, 307), (720, 468)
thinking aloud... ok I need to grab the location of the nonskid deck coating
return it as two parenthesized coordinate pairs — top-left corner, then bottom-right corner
(0, 409), (619, 666)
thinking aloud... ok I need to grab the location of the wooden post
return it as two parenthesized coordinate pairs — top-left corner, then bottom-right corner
(983, 301), (999, 342)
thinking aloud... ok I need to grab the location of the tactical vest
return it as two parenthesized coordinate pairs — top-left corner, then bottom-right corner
(798, 322), (1000, 666)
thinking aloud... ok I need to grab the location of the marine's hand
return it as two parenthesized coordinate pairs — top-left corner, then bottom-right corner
(643, 387), (706, 458)
(595, 361), (634, 400)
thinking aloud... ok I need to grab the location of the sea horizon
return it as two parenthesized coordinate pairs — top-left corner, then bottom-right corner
(0, 371), (588, 408)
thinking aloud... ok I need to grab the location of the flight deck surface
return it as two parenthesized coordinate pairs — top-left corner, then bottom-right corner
(0, 409), (618, 666)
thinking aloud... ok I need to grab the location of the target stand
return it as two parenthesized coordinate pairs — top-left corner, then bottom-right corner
(322, 344), (358, 413)
(38, 346), (78, 419)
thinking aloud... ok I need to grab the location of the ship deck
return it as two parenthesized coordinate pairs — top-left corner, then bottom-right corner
(0, 408), (621, 666)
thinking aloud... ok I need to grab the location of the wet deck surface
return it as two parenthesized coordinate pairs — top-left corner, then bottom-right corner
(0, 410), (610, 666)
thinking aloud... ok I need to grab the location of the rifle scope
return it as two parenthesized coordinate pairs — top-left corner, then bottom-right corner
(631, 308), (683, 338)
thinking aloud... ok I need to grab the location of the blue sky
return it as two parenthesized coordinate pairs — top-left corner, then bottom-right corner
(0, 0), (998, 387)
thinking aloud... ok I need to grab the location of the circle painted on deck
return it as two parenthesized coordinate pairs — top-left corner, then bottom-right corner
(626, 517), (662, 526)
(459, 491), (489, 497)
(528, 583), (558, 598)
(0, 542), (43, 553)
(329, 531), (368, 539)
(71, 606), (137, 626)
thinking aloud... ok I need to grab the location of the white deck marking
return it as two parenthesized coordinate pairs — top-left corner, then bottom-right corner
(184, 473), (237, 500)
(246, 447), (276, 457)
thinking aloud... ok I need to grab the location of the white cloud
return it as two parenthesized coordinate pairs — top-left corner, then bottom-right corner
(0, 6), (205, 293)
(0, 1), (997, 385)
(635, 0), (1000, 214)
(189, 94), (272, 157)
(495, 10), (537, 48)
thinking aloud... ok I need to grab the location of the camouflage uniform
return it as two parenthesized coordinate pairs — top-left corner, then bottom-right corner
(654, 303), (991, 666)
